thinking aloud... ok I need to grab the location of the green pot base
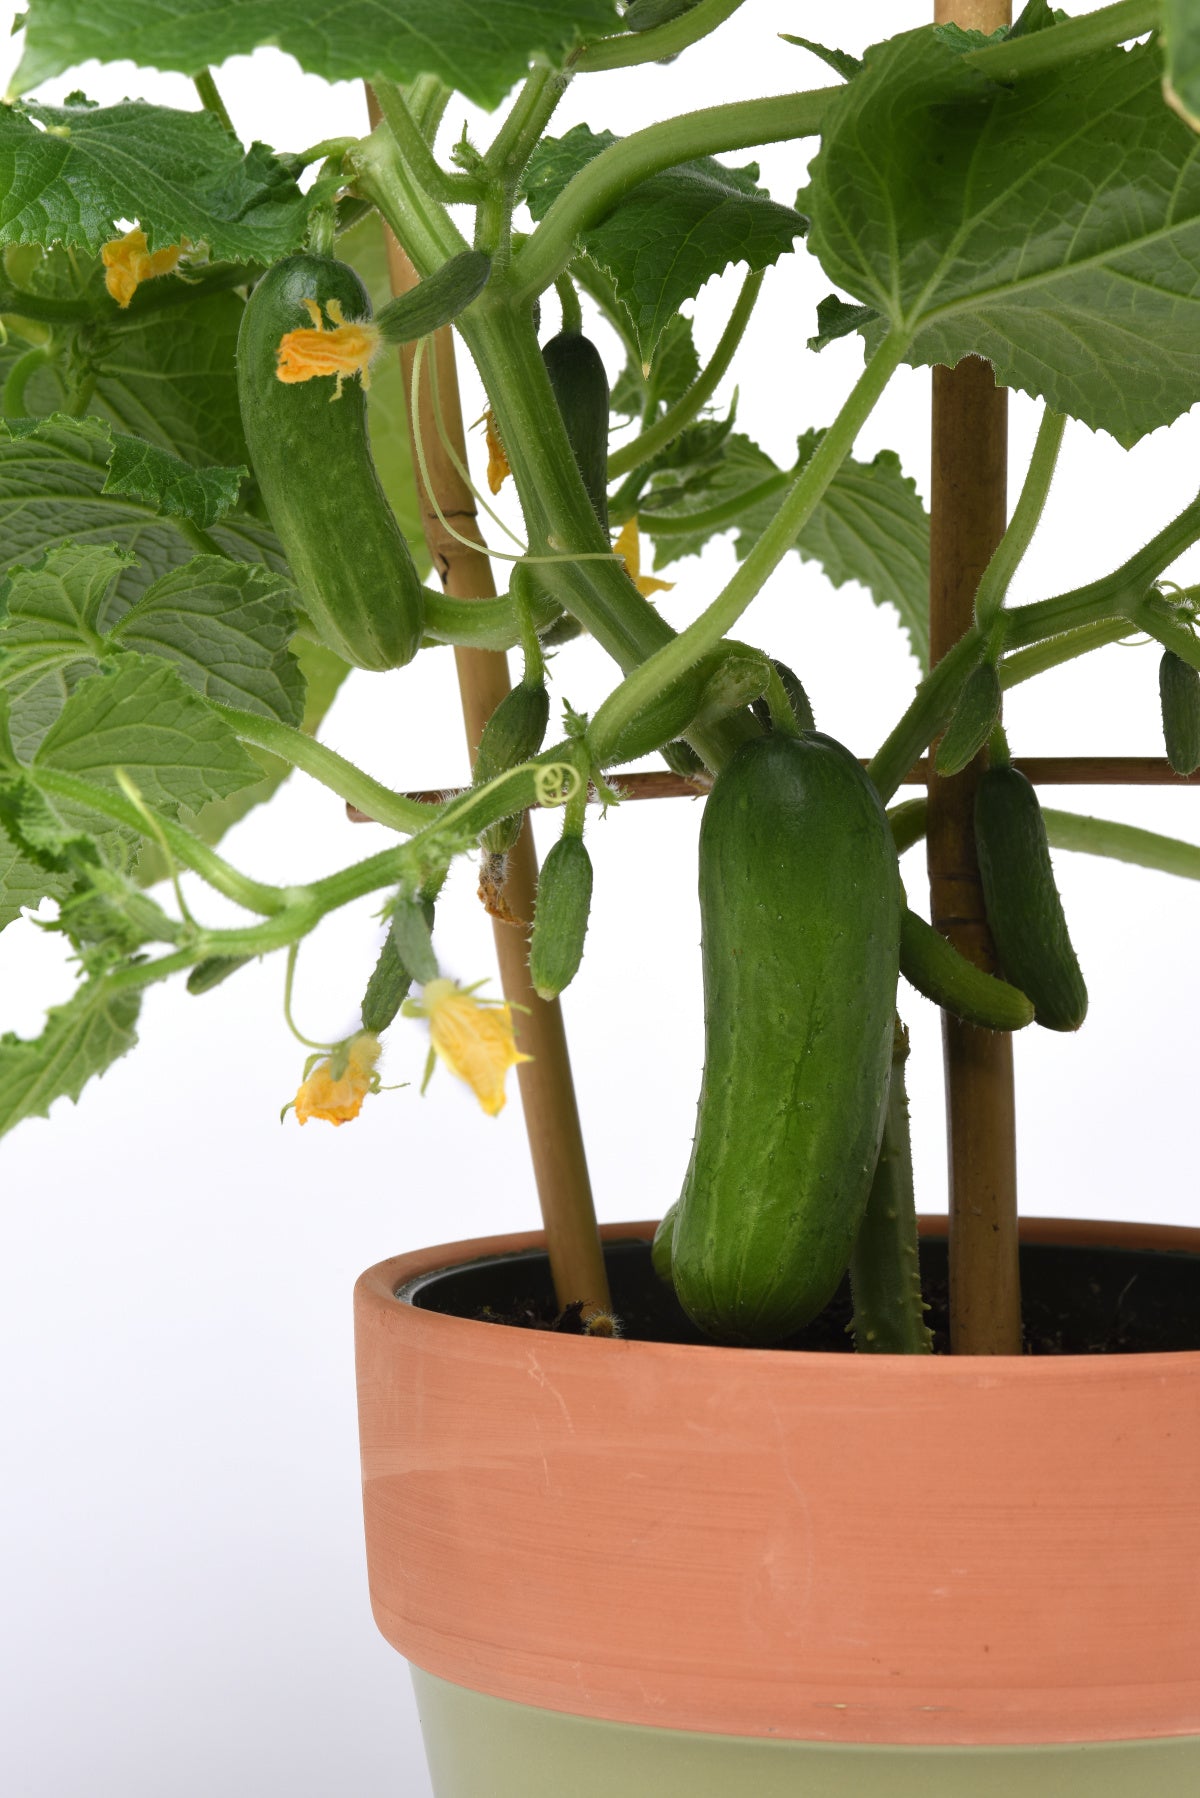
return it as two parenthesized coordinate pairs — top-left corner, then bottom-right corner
(411, 1667), (1200, 1798)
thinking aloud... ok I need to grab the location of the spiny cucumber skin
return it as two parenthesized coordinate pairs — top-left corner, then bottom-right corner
(541, 331), (610, 534)
(475, 680), (550, 857)
(975, 765), (1088, 1033)
(374, 249), (490, 343)
(529, 835), (594, 1000)
(237, 255), (424, 672)
(935, 659), (1002, 777)
(671, 733), (903, 1346)
(1159, 650), (1200, 776)
(899, 905), (1034, 1031)
(849, 1020), (933, 1354)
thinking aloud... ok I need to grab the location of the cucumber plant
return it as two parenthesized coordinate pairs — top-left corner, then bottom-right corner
(1, 0), (1199, 1372)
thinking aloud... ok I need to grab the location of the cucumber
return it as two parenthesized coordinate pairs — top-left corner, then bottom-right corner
(361, 898), (437, 1033)
(237, 254), (425, 671)
(529, 833), (594, 999)
(935, 659), (1002, 777)
(187, 955), (250, 995)
(651, 1202), (677, 1285)
(473, 678), (551, 857)
(975, 764), (1088, 1032)
(1159, 649), (1200, 776)
(541, 329), (610, 533)
(899, 905), (1034, 1031)
(374, 249), (490, 344)
(671, 733), (902, 1344)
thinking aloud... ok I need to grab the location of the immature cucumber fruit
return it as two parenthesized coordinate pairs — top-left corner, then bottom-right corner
(373, 249), (490, 343)
(671, 733), (902, 1345)
(975, 765), (1087, 1032)
(529, 834), (594, 999)
(361, 898), (437, 1033)
(899, 905), (1034, 1031)
(935, 659), (1002, 777)
(237, 254), (424, 671)
(541, 329), (610, 532)
(473, 677), (550, 857)
(1159, 649), (1200, 776)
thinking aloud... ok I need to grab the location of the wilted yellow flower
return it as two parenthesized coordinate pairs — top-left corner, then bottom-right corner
(484, 409), (511, 493)
(405, 977), (531, 1117)
(275, 296), (381, 397)
(293, 1030), (382, 1126)
(614, 516), (674, 598)
(101, 228), (184, 308)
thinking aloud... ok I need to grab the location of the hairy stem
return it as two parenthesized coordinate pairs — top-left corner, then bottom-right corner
(193, 69), (236, 135)
(371, 80), (484, 203)
(216, 708), (437, 833)
(965, 0), (1158, 80)
(575, 0), (750, 73)
(974, 408), (1065, 632)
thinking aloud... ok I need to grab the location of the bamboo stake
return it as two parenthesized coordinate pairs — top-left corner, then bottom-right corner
(931, 0), (1021, 1357)
(365, 107), (611, 1317)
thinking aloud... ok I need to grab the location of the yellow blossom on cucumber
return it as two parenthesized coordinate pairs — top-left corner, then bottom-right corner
(101, 228), (184, 308)
(614, 516), (674, 599)
(292, 1030), (382, 1126)
(275, 297), (382, 397)
(404, 978), (531, 1117)
(484, 409), (511, 493)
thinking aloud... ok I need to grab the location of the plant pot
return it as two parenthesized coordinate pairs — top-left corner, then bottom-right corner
(354, 1218), (1200, 1795)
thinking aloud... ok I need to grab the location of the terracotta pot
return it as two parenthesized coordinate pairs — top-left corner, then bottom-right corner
(354, 1218), (1200, 1796)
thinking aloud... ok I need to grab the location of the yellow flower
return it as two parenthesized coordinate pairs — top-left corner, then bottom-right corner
(484, 409), (511, 493)
(405, 977), (531, 1117)
(275, 297), (381, 397)
(293, 1031), (382, 1127)
(101, 228), (184, 308)
(614, 516), (674, 598)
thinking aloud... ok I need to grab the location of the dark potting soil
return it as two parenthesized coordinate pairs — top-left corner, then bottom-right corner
(404, 1236), (1200, 1355)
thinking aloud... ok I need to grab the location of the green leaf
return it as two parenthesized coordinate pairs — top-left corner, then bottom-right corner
(0, 815), (71, 928)
(337, 212), (431, 561)
(643, 430), (930, 668)
(612, 313), (699, 419)
(0, 98), (310, 263)
(804, 30), (1200, 446)
(35, 653), (263, 818)
(1164, 0), (1200, 133)
(0, 974), (140, 1139)
(111, 558), (303, 724)
(524, 125), (804, 356)
(0, 414), (284, 616)
(779, 35), (862, 80)
(808, 294), (878, 353)
(103, 435), (244, 527)
(12, 0), (622, 112)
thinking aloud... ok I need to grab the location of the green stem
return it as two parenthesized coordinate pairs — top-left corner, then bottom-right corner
(423, 585), (556, 651)
(632, 468), (788, 535)
(1129, 595), (1200, 673)
(34, 770), (290, 914)
(888, 797), (929, 856)
(1001, 619), (1129, 688)
(1042, 810), (1200, 882)
(372, 80), (484, 203)
(289, 135), (359, 172)
(511, 88), (839, 304)
(350, 124), (468, 274)
(589, 332), (908, 768)
(869, 633), (983, 803)
(216, 708), (437, 833)
(0, 289), (91, 323)
(849, 1020), (932, 1355)
(965, 0), (1158, 80)
(608, 266), (763, 480)
(974, 408), (1065, 632)
(484, 65), (569, 189)
(407, 75), (452, 141)
(173, 518), (231, 559)
(554, 271), (583, 335)
(2, 344), (53, 416)
(569, 255), (642, 366)
(192, 69), (236, 135)
(573, 0), (751, 74)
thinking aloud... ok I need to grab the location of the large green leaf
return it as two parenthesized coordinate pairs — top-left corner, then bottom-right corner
(1164, 0), (1200, 133)
(0, 98), (310, 263)
(805, 30), (1200, 446)
(35, 653), (263, 817)
(0, 816), (71, 929)
(0, 975), (140, 1138)
(12, 0), (622, 112)
(524, 125), (804, 356)
(0, 414), (285, 615)
(642, 430), (930, 668)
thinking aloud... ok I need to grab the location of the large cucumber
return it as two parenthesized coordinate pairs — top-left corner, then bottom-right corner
(671, 733), (902, 1344)
(237, 254), (425, 671)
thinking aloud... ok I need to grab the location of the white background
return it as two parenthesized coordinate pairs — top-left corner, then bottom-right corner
(1, 4), (1197, 1793)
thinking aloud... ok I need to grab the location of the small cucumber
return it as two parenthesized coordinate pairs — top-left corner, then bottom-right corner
(541, 330), (610, 533)
(671, 734), (902, 1344)
(975, 765), (1088, 1032)
(187, 955), (250, 995)
(597, 652), (722, 766)
(935, 659), (1002, 777)
(1159, 649), (1200, 776)
(529, 833), (594, 1000)
(473, 678), (550, 857)
(237, 254), (425, 671)
(361, 898), (437, 1032)
(899, 905), (1034, 1031)
(374, 249), (490, 344)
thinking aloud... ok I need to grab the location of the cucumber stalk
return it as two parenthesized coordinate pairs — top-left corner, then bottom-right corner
(849, 1020), (933, 1355)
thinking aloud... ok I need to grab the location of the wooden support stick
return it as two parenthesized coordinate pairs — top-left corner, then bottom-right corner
(366, 121), (610, 1316)
(931, 1), (1020, 1356)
